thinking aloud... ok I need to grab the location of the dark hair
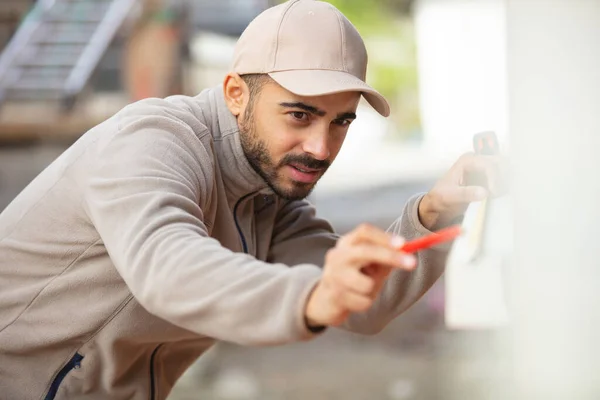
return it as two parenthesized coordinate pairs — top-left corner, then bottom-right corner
(241, 74), (271, 99)
(240, 74), (272, 119)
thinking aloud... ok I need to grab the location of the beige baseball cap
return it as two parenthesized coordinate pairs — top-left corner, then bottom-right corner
(231, 0), (391, 117)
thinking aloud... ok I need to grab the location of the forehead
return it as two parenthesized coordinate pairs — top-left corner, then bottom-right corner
(259, 80), (361, 113)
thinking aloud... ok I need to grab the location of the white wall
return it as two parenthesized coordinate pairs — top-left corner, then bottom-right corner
(414, 0), (508, 157)
(508, 1), (600, 398)
(416, 0), (600, 396)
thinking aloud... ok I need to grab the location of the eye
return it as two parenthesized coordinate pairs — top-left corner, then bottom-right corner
(290, 111), (309, 121)
(332, 118), (352, 127)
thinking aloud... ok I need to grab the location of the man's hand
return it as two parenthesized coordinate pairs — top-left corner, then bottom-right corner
(419, 153), (507, 231)
(305, 223), (417, 329)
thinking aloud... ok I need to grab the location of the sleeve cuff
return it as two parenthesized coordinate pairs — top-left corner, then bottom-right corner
(305, 319), (327, 333)
(406, 193), (454, 253)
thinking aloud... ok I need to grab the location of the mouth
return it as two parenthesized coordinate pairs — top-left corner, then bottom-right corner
(285, 163), (324, 184)
(289, 163), (322, 173)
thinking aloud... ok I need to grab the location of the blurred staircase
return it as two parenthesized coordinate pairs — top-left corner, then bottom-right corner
(0, 0), (137, 110)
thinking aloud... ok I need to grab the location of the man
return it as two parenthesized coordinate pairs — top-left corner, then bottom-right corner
(0, 1), (500, 399)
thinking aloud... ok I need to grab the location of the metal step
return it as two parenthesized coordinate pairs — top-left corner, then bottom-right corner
(0, 0), (138, 109)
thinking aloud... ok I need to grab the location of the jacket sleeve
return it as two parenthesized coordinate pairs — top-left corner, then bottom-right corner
(268, 194), (448, 335)
(80, 111), (323, 346)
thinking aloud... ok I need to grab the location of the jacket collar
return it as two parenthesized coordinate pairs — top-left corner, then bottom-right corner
(195, 87), (272, 205)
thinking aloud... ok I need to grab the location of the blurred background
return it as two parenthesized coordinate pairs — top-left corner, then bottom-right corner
(1, 0), (599, 399)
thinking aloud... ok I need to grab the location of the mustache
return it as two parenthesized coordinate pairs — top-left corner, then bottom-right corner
(280, 154), (330, 170)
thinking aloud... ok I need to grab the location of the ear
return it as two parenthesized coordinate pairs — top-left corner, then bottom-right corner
(223, 73), (249, 117)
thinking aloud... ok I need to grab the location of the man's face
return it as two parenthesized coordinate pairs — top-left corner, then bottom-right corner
(237, 79), (360, 201)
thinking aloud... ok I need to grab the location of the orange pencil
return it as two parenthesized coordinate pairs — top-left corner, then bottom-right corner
(399, 225), (462, 254)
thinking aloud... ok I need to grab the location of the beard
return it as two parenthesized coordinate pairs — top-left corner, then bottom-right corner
(239, 112), (330, 201)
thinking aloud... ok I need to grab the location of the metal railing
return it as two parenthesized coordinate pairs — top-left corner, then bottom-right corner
(0, 0), (137, 109)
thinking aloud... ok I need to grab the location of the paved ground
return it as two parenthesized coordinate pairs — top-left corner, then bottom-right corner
(0, 143), (506, 400)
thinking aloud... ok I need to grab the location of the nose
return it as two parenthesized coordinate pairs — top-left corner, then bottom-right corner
(301, 127), (330, 161)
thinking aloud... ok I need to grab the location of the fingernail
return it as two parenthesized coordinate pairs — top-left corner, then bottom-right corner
(397, 254), (417, 268)
(390, 236), (405, 248)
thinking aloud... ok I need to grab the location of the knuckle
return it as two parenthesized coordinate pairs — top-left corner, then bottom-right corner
(357, 223), (374, 235)
(356, 246), (375, 264)
(325, 248), (341, 266)
(369, 248), (385, 263)
(325, 248), (335, 263)
(371, 247), (391, 263)
(381, 254), (399, 269)
(336, 235), (350, 248)
(386, 249), (400, 264)
(322, 269), (335, 284)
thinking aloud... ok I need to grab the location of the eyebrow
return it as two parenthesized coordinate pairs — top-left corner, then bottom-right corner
(335, 112), (357, 121)
(279, 102), (326, 116)
(279, 102), (357, 120)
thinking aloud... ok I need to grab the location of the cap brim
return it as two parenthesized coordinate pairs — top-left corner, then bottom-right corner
(268, 70), (390, 117)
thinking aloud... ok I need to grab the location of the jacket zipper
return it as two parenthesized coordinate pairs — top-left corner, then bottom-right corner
(233, 192), (255, 254)
(149, 344), (163, 400)
(44, 352), (84, 400)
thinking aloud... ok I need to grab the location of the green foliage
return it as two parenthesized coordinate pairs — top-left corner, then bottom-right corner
(326, 0), (399, 35)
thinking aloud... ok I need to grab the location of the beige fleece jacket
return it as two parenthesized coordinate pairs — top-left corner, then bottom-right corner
(0, 87), (447, 400)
